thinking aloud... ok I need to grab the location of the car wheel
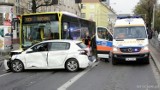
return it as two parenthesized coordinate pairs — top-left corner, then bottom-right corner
(11, 60), (24, 72)
(65, 59), (79, 72)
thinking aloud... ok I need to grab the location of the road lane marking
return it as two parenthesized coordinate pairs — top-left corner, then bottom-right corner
(57, 62), (99, 90)
(0, 73), (12, 78)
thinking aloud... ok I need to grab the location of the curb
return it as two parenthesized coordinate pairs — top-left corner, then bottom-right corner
(150, 52), (160, 73)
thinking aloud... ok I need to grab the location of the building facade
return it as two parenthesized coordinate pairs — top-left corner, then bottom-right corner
(0, 1), (14, 51)
(37, 0), (81, 16)
(81, 0), (117, 29)
(0, 0), (82, 44)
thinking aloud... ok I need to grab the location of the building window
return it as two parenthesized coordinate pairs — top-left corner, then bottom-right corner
(90, 5), (95, 9)
(81, 13), (85, 18)
(59, 0), (64, 5)
(1, 0), (4, 2)
(0, 13), (3, 25)
(16, 0), (19, 2)
(16, 6), (18, 14)
(81, 4), (86, 9)
(89, 13), (95, 21)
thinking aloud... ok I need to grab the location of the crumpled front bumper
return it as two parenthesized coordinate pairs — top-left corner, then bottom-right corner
(4, 59), (11, 70)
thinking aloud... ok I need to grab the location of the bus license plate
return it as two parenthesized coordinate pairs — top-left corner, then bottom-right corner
(125, 58), (136, 61)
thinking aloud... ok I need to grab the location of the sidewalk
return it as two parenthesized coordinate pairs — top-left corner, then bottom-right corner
(0, 44), (19, 61)
(149, 39), (160, 72)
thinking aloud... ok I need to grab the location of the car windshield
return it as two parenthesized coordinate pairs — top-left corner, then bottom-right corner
(113, 26), (147, 39)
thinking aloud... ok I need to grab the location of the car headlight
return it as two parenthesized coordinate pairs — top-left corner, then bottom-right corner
(11, 55), (18, 60)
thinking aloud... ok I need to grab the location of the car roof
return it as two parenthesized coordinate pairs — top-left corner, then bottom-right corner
(40, 39), (82, 44)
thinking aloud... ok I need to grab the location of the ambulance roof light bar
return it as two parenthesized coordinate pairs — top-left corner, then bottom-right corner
(117, 15), (142, 19)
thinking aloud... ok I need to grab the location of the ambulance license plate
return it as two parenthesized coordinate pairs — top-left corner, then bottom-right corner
(125, 58), (136, 61)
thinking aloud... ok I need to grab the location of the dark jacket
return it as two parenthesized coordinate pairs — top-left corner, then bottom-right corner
(84, 36), (90, 45)
(91, 35), (96, 49)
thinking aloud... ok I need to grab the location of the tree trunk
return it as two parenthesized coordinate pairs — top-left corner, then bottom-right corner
(32, 0), (37, 13)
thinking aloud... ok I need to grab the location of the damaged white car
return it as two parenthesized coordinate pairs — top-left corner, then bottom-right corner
(4, 40), (91, 72)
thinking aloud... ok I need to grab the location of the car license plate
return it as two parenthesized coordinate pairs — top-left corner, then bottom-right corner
(125, 58), (136, 61)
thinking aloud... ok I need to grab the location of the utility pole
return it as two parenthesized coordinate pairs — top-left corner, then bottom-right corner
(152, 4), (156, 30)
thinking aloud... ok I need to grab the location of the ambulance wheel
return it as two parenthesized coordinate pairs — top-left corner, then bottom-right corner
(144, 58), (150, 64)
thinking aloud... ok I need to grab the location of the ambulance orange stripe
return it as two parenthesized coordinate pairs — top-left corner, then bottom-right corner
(97, 45), (112, 51)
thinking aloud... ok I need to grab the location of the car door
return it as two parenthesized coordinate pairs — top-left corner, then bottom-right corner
(24, 43), (48, 68)
(47, 42), (70, 68)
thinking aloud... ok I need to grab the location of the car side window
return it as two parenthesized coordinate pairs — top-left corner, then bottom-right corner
(49, 42), (70, 51)
(31, 43), (48, 52)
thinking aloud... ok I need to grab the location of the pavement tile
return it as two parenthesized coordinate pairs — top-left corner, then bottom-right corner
(149, 44), (160, 72)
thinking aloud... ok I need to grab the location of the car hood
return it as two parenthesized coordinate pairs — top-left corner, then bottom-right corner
(11, 49), (23, 53)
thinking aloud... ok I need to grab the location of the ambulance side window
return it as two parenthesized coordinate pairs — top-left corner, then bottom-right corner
(97, 27), (112, 41)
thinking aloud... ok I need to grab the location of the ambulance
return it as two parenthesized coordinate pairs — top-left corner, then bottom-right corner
(96, 26), (113, 61)
(112, 16), (152, 65)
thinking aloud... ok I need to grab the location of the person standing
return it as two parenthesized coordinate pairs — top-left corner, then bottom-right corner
(90, 33), (98, 61)
(84, 32), (91, 47)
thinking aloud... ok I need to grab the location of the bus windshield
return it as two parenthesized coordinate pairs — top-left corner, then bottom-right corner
(18, 12), (96, 49)
(113, 26), (147, 39)
(22, 21), (59, 47)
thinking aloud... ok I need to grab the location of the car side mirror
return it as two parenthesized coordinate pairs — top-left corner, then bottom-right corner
(26, 48), (33, 53)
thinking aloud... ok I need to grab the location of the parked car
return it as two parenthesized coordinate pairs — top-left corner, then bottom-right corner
(4, 40), (91, 72)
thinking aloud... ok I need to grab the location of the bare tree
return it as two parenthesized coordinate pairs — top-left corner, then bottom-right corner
(31, 0), (58, 13)
(134, 0), (156, 30)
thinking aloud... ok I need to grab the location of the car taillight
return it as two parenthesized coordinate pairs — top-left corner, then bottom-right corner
(79, 50), (88, 55)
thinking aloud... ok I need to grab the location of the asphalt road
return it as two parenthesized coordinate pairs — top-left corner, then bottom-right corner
(0, 38), (159, 90)
(0, 58), (159, 90)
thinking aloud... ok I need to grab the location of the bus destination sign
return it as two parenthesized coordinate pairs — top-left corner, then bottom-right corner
(22, 14), (58, 24)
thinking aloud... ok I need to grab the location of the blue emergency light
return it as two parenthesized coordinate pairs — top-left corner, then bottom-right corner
(117, 15), (142, 19)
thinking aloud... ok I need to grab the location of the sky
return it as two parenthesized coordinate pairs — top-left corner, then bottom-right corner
(110, 0), (140, 14)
